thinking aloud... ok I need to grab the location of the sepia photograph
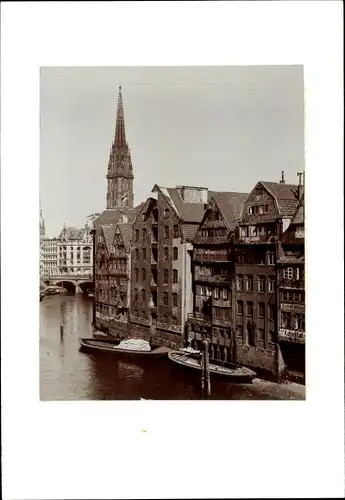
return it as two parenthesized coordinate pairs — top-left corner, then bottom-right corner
(3, 2), (344, 498)
(40, 65), (306, 401)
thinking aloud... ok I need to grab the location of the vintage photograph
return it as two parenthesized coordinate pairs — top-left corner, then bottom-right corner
(40, 66), (306, 401)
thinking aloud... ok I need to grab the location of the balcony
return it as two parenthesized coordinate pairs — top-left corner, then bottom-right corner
(279, 278), (305, 290)
(194, 252), (231, 263)
(187, 312), (212, 326)
(193, 235), (229, 245)
(278, 328), (305, 344)
(238, 234), (278, 245)
(194, 273), (230, 284)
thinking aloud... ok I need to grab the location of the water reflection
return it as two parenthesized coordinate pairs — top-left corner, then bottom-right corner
(40, 295), (305, 401)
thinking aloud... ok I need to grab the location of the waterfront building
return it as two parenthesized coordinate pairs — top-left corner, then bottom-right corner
(56, 223), (93, 278)
(94, 221), (133, 337)
(234, 173), (299, 375)
(129, 185), (209, 348)
(277, 176), (305, 379)
(186, 191), (248, 361)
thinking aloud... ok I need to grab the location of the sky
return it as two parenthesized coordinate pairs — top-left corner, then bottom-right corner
(40, 65), (305, 237)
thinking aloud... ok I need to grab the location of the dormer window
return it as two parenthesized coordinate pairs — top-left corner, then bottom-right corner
(164, 208), (170, 218)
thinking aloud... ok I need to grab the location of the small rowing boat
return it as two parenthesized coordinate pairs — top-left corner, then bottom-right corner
(168, 349), (257, 383)
(79, 338), (170, 359)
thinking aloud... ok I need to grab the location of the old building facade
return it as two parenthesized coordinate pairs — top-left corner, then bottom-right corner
(129, 185), (209, 348)
(277, 185), (305, 380)
(187, 192), (247, 362)
(234, 176), (299, 375)
(57, 224), (93, 278)
(94, 221), (133, 336)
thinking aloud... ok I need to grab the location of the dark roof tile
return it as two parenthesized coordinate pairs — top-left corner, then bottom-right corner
(260, 182), (299, 217)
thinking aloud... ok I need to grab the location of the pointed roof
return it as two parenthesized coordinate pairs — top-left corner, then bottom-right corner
(118, 222), (133, 250)
(260, 181), (299, 217)
(102, 225), (116, 253)
(291, 194), (305, 225)
(114, 85), (126, 148)
(212, 191), (248, 231)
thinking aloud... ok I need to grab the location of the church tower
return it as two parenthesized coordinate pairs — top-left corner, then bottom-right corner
(40, 200), (45, 237)
(106, 86), (134, 209)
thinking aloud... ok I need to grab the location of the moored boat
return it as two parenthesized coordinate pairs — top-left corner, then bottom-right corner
(168, 349), (257, 383)
(79, 337), (170, 359)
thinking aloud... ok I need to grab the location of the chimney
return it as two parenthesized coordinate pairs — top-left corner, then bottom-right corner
(297, 171), (304, 200)
(280, 170), (285, 184)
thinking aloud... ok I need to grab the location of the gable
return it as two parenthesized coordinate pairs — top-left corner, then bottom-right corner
(240, 182), (278, 223)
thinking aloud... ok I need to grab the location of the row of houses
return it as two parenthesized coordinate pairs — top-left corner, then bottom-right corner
(93, 175), (305, 380)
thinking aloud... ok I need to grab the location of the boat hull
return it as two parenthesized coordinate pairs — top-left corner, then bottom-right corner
(168, 350), (257, 383)
(79, 338), (170, 359)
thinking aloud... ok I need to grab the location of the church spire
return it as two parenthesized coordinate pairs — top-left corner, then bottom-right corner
(106, 85), (134, 209)
(40, 200), (45, 237)
(114, 85), (126, 148)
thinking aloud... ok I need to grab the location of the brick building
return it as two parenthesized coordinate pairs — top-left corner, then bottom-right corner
(129, 185), (210, 348)
(186, 192), (247, 362)
(234, 174), (299, 375)
(277, 183), (305, 380)
(94, 221), (133, 336)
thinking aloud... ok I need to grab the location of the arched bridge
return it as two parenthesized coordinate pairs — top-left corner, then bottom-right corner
(43, 274), (93, 294)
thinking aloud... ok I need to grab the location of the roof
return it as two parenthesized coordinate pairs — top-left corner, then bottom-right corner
(291, 194), (305, 225)
(212, 192), (248, 231)
(118, 222), (133, 249)
(94, 204), (143, 226)
(102, 225), (116, 252)
(260, 181), (299, 217)
(58, 226), (83, 239)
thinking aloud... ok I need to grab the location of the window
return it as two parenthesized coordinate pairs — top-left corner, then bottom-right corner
(172, 293), (178, 307)
(281, 311), (290, 328)
(258, 328), (265, 341)
(143, 248), (147, 260)
(135, 248), (140, 260)
(258, 303), (265, 318)
(267, 252), (275, 265)
(237, 251), (245, 264)
(237, 301), (243, 315)
(283, 267), (293, 279)
(296, 313), (305, 330)
(141, 289), (146, 302)
(163, 292), (168, 306)
(134, 268), (139, 281)
(214, 288), (220, 300)
(205, 286), (212, 297)
(264, 204), (269, 214)
(173, 225), (179, 238)
(173, 247), (178, 260)
(134, 289), (139, 302)
(172, 316), (178, 326)
(164, 226), (169, 239)
(135, 229), (139, 242)
(247, 302), (253, 317)
(142, 268), (146, 281)
(173, 269), (178, 283)
(164, 269), (169, 284)
(239, 227), (247, 238)
(164, 247), (169, 261)
(164, 208), (170, 217)
(246, 276), (253, 292)
(222, 288), (229, 300)
(237, 275), (243, 291)
(268, 304), (275, 320)
(237, 325), (243, 339)
(142, 228), (147, 240)
(258, 276), (265, 292)
(247, 206), (253, 215)
(268, 278), (276, 292)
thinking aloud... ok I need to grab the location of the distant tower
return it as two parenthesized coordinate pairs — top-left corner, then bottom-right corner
(106, 86), (134, 209)
(40, 201), (45, 237)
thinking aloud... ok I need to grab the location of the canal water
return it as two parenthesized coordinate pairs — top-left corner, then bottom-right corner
(40, 294), (305, 401)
